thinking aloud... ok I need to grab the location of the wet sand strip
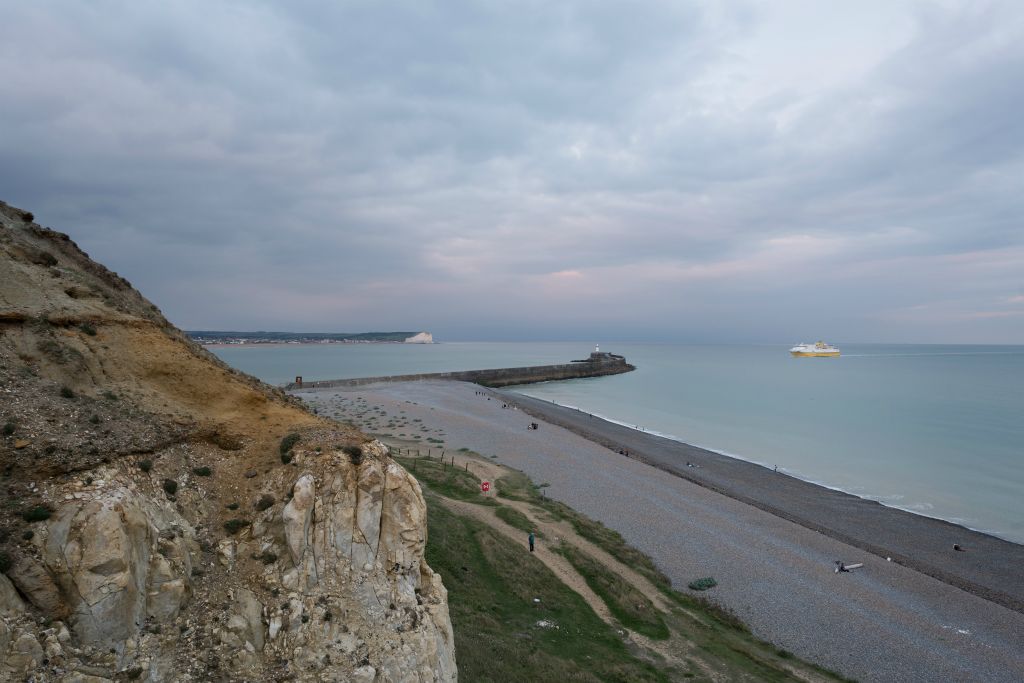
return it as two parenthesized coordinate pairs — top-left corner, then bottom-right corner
(504, 391), (1024, 614)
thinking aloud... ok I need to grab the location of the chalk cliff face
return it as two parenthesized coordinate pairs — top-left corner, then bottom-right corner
(403, 333), (433, 344)
(0, 201), (456, 682)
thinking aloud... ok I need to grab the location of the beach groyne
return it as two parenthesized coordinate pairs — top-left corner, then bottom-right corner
(285, 351), (635, 390)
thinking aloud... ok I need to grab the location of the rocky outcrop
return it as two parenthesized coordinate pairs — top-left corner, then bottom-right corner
(35, 487), (192, 645)
(1, 441), (456, 681)
(0, 202), (457, 681)
(256, 442), (454, 681)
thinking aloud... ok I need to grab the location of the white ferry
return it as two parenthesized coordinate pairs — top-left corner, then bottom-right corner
(790, 341), (840, 357)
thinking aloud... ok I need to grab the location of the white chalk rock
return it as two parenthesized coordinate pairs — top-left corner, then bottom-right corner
(8, 485), (196, 648)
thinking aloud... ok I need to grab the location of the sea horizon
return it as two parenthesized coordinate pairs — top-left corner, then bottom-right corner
(210, 340), (1024, 545)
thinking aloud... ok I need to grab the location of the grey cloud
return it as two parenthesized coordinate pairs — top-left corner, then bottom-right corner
(1, 1), (1022, 342)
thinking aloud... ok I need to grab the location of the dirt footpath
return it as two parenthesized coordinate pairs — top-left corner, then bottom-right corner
(436, 458), (830, 683)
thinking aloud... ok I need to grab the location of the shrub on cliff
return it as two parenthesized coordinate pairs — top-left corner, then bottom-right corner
(223, 519), (248, 535)
(22, 505), (52, 523)
(162, 479), (178, 496)
(32, 250), (57, 267)
(280, 433), (300, 464)
(343, 445), (363, 465)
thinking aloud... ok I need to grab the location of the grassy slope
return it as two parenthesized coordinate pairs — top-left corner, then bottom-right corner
(426, 501), (667, 683)
(398, 455), (852, 683)
(556, 543), (670, 641)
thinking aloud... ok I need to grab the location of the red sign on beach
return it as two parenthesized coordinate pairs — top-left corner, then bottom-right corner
(481, 481), (490, 493)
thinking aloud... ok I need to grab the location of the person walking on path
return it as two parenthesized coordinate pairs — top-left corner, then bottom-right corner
(528, 530), (536, 553)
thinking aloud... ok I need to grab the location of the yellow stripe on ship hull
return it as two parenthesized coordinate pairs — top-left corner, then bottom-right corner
(791, 351), (840, 357)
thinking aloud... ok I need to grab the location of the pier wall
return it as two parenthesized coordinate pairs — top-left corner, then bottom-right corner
(285, 352), (634, 390)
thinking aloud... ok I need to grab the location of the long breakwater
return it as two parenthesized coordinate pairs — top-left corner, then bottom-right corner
(285, 351), (634, 390)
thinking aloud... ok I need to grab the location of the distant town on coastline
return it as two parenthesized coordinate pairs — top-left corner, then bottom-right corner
(187, 330), (434, 345)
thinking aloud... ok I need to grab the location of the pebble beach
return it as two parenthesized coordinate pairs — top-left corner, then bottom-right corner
(296, 379), (1024, 683)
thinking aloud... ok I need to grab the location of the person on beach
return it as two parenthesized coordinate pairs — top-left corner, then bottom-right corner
(528, 530), (536, 553)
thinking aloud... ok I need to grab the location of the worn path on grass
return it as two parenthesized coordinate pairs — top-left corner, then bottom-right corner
(439, 496), (615, 623)
(439, 457), (673, 609)
(436, 466), (835, 683)
(297, 381), (1024, 683)
(438, 492), (723, 681)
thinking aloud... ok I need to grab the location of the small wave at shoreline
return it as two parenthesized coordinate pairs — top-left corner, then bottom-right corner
(524, 395), (1018, 545)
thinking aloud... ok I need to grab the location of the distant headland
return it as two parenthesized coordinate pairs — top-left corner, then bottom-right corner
(188, 330), (434, 345)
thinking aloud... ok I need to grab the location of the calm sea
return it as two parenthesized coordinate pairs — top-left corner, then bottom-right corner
(210, 342), (1024, 544)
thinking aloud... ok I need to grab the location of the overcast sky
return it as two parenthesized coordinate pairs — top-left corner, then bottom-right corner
(3, 1), (1023, 343)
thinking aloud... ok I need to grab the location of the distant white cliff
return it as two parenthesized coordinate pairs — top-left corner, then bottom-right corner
(404, 332), (434, 343)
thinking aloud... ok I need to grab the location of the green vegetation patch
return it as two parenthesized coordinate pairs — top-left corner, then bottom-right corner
(192, 466), (212, 477)
(494, 469), (537, 501)
(223, 519), (249, 535)
(494, 505), (537, 536)
(395, 455), (496, 505)
(22, 505), (53, 523)
(279, 433), (300, 464)
(404, 453), (846, 682)
(496, 470), (671, 590)
(343, 445), (363, 465)
(557, 543), (669, 640)
(424, 501), (666, 683)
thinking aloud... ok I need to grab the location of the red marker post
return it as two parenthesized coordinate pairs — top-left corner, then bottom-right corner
(481, 481), (490, 493)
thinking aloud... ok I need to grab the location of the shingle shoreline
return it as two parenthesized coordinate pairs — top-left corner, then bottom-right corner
(297, 380), (1024, 682)
(504, 390), (1024, 615)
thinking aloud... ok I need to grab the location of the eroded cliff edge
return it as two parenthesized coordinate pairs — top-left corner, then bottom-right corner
(0, 201), (457, 682)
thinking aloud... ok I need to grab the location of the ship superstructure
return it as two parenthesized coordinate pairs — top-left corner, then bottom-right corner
(790, 341), (840, 357)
